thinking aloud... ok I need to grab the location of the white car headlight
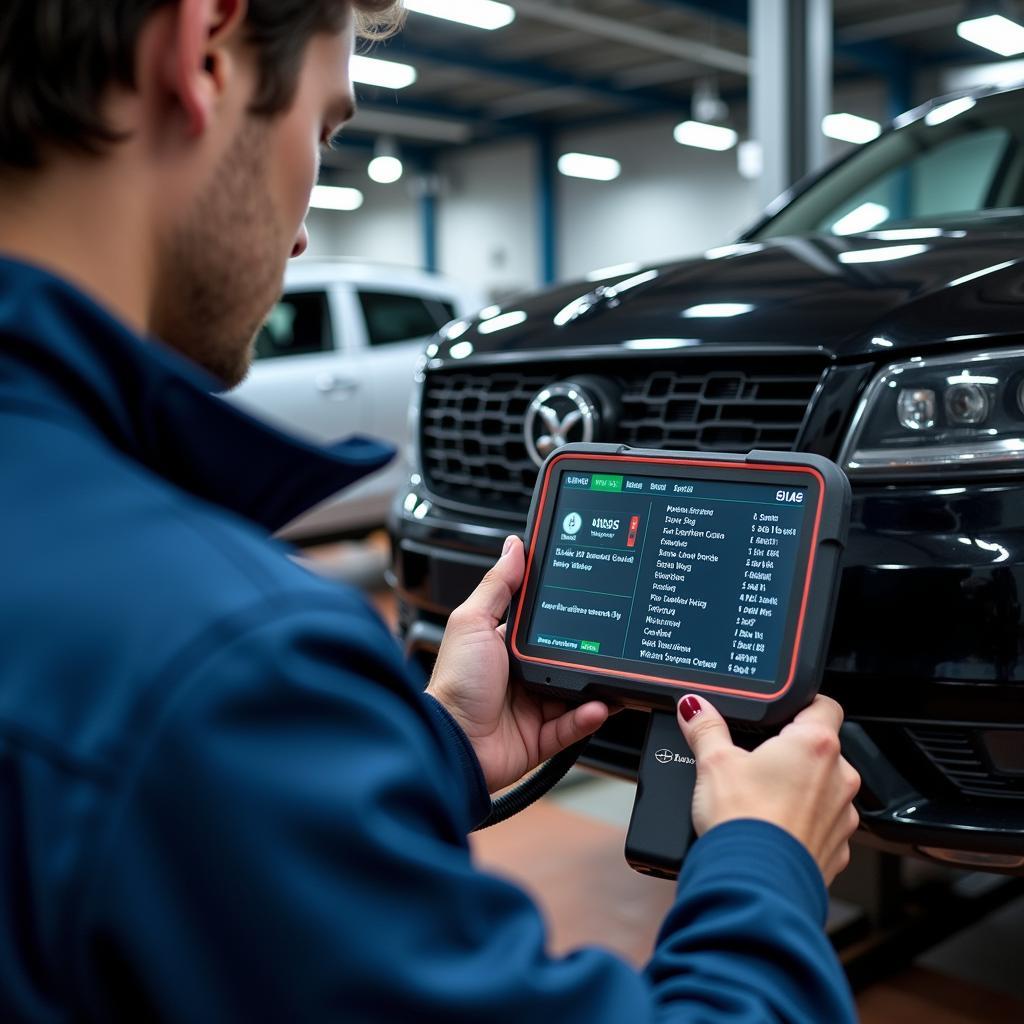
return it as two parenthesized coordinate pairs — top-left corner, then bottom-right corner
(841, 348), (1024, 477)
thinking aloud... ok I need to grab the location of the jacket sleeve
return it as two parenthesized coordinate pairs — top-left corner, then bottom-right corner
(70, 595), (854, 1024)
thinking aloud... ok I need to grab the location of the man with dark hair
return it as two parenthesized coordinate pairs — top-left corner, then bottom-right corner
(0, 2), (859, 1021)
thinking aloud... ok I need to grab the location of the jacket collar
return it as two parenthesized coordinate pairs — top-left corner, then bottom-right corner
(0, 256), (395, 532)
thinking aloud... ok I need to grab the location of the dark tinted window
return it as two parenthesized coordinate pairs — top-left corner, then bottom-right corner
(756, 90), (1024, 238)
(359, 291), (457, 347)
(254, 291), (331, 360)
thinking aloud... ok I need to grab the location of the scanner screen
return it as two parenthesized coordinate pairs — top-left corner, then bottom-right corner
(525, 469), (811, 690)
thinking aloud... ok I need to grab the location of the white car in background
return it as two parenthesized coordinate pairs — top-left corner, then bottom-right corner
(227, 260), (485, 542)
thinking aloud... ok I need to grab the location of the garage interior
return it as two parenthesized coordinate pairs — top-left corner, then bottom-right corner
(294, 1), (1024, 1021)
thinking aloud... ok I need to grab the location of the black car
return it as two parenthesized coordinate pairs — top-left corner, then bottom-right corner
(391, 83), (1024, 873)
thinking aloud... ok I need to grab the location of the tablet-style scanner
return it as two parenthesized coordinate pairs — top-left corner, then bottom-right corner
(506, 444), (850, 878)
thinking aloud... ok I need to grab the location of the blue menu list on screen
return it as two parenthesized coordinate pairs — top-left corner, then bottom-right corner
(527, 471), (810, 686)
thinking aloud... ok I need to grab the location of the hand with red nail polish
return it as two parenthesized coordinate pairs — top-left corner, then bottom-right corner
(676, 693), (861, 886)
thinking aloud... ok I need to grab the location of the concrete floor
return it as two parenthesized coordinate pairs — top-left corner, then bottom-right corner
(306, 535), (1024, 1023)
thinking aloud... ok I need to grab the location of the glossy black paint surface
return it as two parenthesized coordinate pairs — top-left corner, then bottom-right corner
(434, 231), (1024, 366)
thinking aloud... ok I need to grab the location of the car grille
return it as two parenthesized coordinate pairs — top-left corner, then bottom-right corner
(907, 726), (1024, 799)
(420, 355), (827, 516)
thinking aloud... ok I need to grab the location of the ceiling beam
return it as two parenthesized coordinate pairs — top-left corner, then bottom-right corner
(837, 5), (964, 44)
(511, 0), (750, 75)
(379, 36), (686, 115)
(644, 0), (923, 77)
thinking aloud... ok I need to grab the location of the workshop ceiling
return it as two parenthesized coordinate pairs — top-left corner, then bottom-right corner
(330, 0), (1022, 158)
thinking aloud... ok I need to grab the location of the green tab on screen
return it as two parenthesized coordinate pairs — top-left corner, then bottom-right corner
(590, 474), (623, 492)
(580, 640), (601, 654)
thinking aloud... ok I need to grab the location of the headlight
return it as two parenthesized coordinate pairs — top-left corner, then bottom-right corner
(841, 348), (1024, 477)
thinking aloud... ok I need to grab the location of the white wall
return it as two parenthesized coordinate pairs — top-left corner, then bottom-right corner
(303, 181), (421, 267)
(556, 115), (761, 280)
(436, 138), (539, 299)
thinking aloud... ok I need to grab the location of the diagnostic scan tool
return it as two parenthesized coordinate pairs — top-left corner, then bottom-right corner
(507, 444), (851, 878)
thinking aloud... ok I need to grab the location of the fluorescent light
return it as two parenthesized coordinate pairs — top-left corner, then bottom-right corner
(405, 0), (515, 30)
(704, 242), (763, 260)
(822, 112), (881, 145)
(309, 185), (364, 211)
(947, 260), (1016, 288)
(838, 244), (928, 264)
(479, 305), (503, 320)
(586, 262), (642, 282)
(682, 303), (754, 318)
(925, 96), (976, 126)
(477, 311), (527, 334)
(869, 228), (946, 240)
(351, 55), (417, 90)
(443, 320), (471, 341)
(554, 295), (594, 328)
(832, 202), (890, 235)
(607, 270), (659, 295)
(448, 341), (475, 360)
(557, 152), (621, 181)
(957, 14), (1024, 57)
(673, 120), (738, 151)
(368, 155), (404, 184)
(623, 338), (701, 350)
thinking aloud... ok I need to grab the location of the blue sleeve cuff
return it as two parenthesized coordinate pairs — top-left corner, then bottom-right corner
(680, 818), (828, 924)
(421, 693), (493, 829)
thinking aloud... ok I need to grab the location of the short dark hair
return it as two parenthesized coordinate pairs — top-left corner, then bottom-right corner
(0, 0), (402, 169)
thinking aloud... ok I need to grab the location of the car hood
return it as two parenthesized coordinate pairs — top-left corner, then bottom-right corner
(437, 231), (1024, 363)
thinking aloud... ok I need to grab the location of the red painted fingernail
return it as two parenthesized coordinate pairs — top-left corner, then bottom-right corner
(679, 695), (702, 722)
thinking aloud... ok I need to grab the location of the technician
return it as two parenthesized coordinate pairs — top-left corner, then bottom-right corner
(0, 2), (860, 1022)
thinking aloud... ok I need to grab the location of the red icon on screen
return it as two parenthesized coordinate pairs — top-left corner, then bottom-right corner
(627, 515), (640, 548)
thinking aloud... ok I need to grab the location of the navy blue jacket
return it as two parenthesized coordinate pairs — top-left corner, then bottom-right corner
(0, 256), (856, 1023)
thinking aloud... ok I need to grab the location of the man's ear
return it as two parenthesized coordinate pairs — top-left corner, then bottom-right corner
(166, 0), (249, 138)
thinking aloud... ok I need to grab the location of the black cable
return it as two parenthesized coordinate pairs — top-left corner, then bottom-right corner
(471, 736), (591, 831)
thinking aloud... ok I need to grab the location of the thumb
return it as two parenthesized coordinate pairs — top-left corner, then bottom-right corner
(460, 535), (525, 626)
(677, 694), (734, 763)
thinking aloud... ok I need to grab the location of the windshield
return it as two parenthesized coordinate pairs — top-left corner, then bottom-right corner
(754, 89), (1024, 239)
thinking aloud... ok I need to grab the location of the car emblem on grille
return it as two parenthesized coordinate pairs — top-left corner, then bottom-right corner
(524, 382), (598, 467)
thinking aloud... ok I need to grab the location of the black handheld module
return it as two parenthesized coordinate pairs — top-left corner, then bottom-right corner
(506, 443), (851, 878)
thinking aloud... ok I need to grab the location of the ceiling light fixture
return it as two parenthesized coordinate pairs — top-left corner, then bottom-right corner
(405, 0), (515, 30)
(957, 13), (1024, 56)
(838, 244), (929, 264)
(350, 55), (417, 90)
(924, 96), (977, 126)
(822, 112), (882, 145)
(368, 137), (404, 184)
(682, 303), (754, 318)
(673, 120), (738, 151)
(309, 185), (365, 212)
(557, 152), (622, 181)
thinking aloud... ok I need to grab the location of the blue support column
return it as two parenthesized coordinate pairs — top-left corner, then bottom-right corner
(887, 63), (914, 122)
(421, 189), (438, 274)
(416, 152), (439, 274)
(537, 130), (558, 286)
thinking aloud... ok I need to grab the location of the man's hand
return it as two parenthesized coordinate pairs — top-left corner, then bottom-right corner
(678, 693), (861, 885)
(427, 536), (611, 793)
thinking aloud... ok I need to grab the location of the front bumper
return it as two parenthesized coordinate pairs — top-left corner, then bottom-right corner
(391, 477), (1024, 871)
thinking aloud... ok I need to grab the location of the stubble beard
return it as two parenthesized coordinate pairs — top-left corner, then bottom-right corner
(151, 119), (288, 390)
